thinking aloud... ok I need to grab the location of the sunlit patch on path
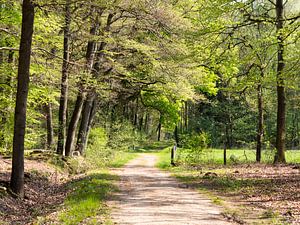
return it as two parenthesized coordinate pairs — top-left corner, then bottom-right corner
(109, 154), (233, 225)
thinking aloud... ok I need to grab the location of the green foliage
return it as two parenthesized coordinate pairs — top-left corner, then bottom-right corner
(180, 131), (210, 150)
(141, 91), (183, 131)
(177, 132), (211, 165)
(85, 126), (139, 169)
(107, 121), (145, 150)
(157, 146), (300, 167)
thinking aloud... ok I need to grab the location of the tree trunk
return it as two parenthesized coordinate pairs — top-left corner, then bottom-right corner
(45, 103), (54, 149)
(57, 0), (71, 155)
(144, 112), (149, 134)
(76, 93), (95, 154)
(184, 101), (188, 132)
(223, 141), (227, 166)
(139, 113), (144, 131)
(224, 126), (229, 165)
(274, 0), (286, 163)
(86, 99), (97, 136)
(174, 125), (179, 147)
(133, 99), (138, 126)
(256, 84), (263, 162)
(10, 0), (34, 198)
(171, 145), (176, 166)
(75, 13), (114, 154)
(180, 106), (184, 133)
(65, 19), (98, 156)
(157, 114), (162, 141)
(65, 93), (85, 156)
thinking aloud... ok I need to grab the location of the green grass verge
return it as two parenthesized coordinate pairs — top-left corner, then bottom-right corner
(173, 147), (300, 165)
(54, 151), (139, 224)
(108, 151), (139, 168)
(59, 171), (117, 225)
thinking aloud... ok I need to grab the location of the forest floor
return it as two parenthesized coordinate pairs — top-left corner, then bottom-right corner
(108, 154), (233, 225)
(157, 149), (300, 224)
(2, 148), (300, 224)
(0, 154), (70, 224)
(192, 163), (300, 224)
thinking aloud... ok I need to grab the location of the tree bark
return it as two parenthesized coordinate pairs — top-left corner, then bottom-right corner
(57, 0), (71, 155)
(76, 93), (96, 154)
(10, 0), (34, 198)
(157, 114), (162, 141)
(69, 19), (99, 155)
(256, 83), (263, 162)
(139, 113), (144, 131)
(274, 0), (286, 163)
(144, 112), (149, 134)
(45, 103), (54, 149)
(75, 13), (114, 154)
(174, 125), (179, 147)
(133, 98), (138, 126)
(184, 101), (188, 132)
(65, 93), (85, 156)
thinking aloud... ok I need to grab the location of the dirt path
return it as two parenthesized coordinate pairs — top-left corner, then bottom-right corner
(109, 154), (233, 225)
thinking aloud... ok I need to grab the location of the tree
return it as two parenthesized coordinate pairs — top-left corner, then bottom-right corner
(274, 0), (286, 163)
(57, 0), (71, 155)
(10, 0), (35, 197)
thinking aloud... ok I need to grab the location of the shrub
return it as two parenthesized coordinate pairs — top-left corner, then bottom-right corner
(178, 131), (211, 165)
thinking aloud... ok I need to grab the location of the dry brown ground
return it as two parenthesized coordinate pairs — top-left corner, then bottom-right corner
(191, 163), (300, 224)
(0, 155), (69, 225)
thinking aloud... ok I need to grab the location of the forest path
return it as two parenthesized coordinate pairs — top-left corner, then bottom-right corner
(109, 154), (233, 225)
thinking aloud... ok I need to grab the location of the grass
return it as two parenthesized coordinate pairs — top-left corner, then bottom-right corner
(108, 151), (139, 168)
(171, 147), (300, 165)
(52, 149), (140, 224)
(58, 171), (118, 225)
(155, 147), (285, 224)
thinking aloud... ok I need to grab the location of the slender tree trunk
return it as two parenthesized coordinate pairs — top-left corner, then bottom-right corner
(65, 17), (98, 156)
(256, 84), (263, 162)
(157, 114), (162, 141)
(157, 122), (161, 141)
(227, 116), (233, 148)
(184, 101), (188, 132)
(174, 125), (179, 146)
(76, 93), (95, 154)
(223, 140), (227, 166)
(65, 93), (85, 156)
(75, 13), (113, 154)
(180, 106), (183, 133)
(171, 145), (176, 166)
(139, 113), (143, 131)
(57, 0), (71, 155)
(144, 112), (149, 134)
(133, 98), (138, 126)
(224, 126), (229, 165)
(45, 103), (54, 149)
(10, 0), (34, 198)
(274, 0), (286, 163)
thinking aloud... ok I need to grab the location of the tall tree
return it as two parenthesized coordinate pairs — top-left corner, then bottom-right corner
(64, 14), (99, 156)
(10, 0), (35, 197)
(57, 0), (71, 155)
(274, 0), (286, 163)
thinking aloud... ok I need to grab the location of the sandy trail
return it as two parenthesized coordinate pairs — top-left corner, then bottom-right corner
(109, 154), (233, 225)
